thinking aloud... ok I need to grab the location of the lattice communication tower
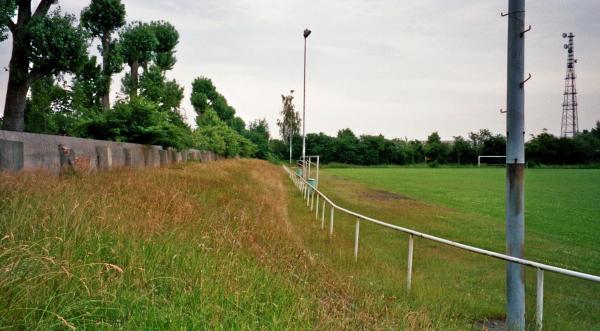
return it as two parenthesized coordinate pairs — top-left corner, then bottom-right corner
(561, 32), (578, 137)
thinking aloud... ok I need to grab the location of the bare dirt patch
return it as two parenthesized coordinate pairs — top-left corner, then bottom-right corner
(359, 189), (412, 201)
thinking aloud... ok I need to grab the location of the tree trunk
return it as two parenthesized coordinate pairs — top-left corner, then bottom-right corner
(101, 32), (111, 110)
(130, 60), (139, 98)
(2, 35), (31, 132)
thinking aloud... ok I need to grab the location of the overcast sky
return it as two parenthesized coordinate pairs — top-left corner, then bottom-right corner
(1, 0), (599, 140)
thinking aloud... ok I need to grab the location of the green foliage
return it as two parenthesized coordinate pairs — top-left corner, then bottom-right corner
(139, 65), (184, 113)
(424, 132), (450, 163)
(0, 0), (16, 42)
(27, 9), (88, 77)
(80, 0), (126, 107)
(24, 75), (77, 134)
(71, 55), (104, 111)
(192, 109), (256, 157)
(334, 128), (360, 164)
(229, 116), (246, 134)
(75, 97), (192, 149)
(526, 125), (600, 165)
(245, 119), (270, 159)
(190, 77), (236, 124)
(80, 0), (126, 37)
(117, 21), (179, 97)
(449, 136), (475, 164)
(468, 129), (506, 157)
(149, 20), (179, 71)
(117, 22), (158, 66)
(190, 77), (217, 117)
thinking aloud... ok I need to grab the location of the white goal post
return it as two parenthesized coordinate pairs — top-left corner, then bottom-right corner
(477, 155), (506, 167)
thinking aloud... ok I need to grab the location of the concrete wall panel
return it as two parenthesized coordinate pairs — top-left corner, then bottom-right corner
(0, 130), (218, 175)
(0, 139), (24, 172)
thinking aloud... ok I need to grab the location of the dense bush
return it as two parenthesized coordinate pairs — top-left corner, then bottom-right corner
(192, 109), (256, 157)
(74, 97), (192, 149)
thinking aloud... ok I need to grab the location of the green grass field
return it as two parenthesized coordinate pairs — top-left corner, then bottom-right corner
(315, 167), (600, 329)
(324, 167), (600, 273)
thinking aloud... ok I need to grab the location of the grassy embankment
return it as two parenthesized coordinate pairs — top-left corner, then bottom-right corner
(0, 160), (446, 330)
(2, 160), (597, 329)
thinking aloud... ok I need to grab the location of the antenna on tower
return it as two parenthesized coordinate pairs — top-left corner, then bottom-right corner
(561, 32), (579, 137)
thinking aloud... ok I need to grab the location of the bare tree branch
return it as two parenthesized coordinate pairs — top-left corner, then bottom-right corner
(7, 19), (16, 33)
(33, 0), (56, 18)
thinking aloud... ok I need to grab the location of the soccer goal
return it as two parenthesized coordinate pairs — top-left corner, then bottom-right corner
(477, 155), (506, 167)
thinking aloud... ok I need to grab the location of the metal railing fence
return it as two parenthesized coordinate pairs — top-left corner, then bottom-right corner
(283, 165), (600, 330)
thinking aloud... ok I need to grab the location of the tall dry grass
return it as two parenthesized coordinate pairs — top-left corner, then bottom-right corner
(1, 160), (410, 329)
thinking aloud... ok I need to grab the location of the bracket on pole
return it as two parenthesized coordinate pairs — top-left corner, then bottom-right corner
(501, 10), (525, 17)
(519, 73), (532, 88)
(520, 25), (532, 37)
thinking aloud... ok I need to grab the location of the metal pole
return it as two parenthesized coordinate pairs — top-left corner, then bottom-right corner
(316, 156), (320, 188)
(407, 234), (414, 293)
(329, 207), (334, 237)
(536, 268), (544, 330)
(315, 194), (319, 219)
(289, 129), (292, 165)
(304, 183), (308, 201)
(354, 218), (360, 261)
(301, 34), (307, 176)
(321, 202), (325, 229)
(506, 1), (526, 329)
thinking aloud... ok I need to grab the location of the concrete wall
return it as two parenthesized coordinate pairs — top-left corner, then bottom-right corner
(0, 130), (216, 175)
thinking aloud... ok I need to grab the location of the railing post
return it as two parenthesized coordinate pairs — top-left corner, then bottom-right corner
(315, 194), (319, 219)
(536, 268), (544, 330)
(310, 191), (315, 211)
(407, 234), (414, 293)
(321, 201), (325, 229)
(329, 207), (334, 237)
(354, 218), (360, 262)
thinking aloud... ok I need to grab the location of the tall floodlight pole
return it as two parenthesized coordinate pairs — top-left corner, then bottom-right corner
(505, 0), (526, 330)
(301, 28), (311, 177)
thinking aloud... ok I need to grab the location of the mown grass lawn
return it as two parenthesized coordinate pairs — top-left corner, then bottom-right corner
(313, 167), (600, 329)
(323, 167), (600, 272)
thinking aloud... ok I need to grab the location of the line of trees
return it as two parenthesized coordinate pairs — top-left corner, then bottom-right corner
(269, 90), (600, 166)
(269, 124), (600, 166)
(0, 0), (270, 158)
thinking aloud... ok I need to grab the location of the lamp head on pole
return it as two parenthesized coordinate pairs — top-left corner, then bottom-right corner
(303, 29), (311, 38)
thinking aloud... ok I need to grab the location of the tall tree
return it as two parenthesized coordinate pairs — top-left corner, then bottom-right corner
(190, 76), (217, 120)
(190, 76), (236, 124)
(80, 0), (126, 110)
(117, 22), (157, 98)
(1, 2), (87, 131)
(71, 55), (104, 112)
(276, 91), (300, 163)
(149, 20), (178, 71)
(424, 131), (449, 163)
(246, 119), (270, 159)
